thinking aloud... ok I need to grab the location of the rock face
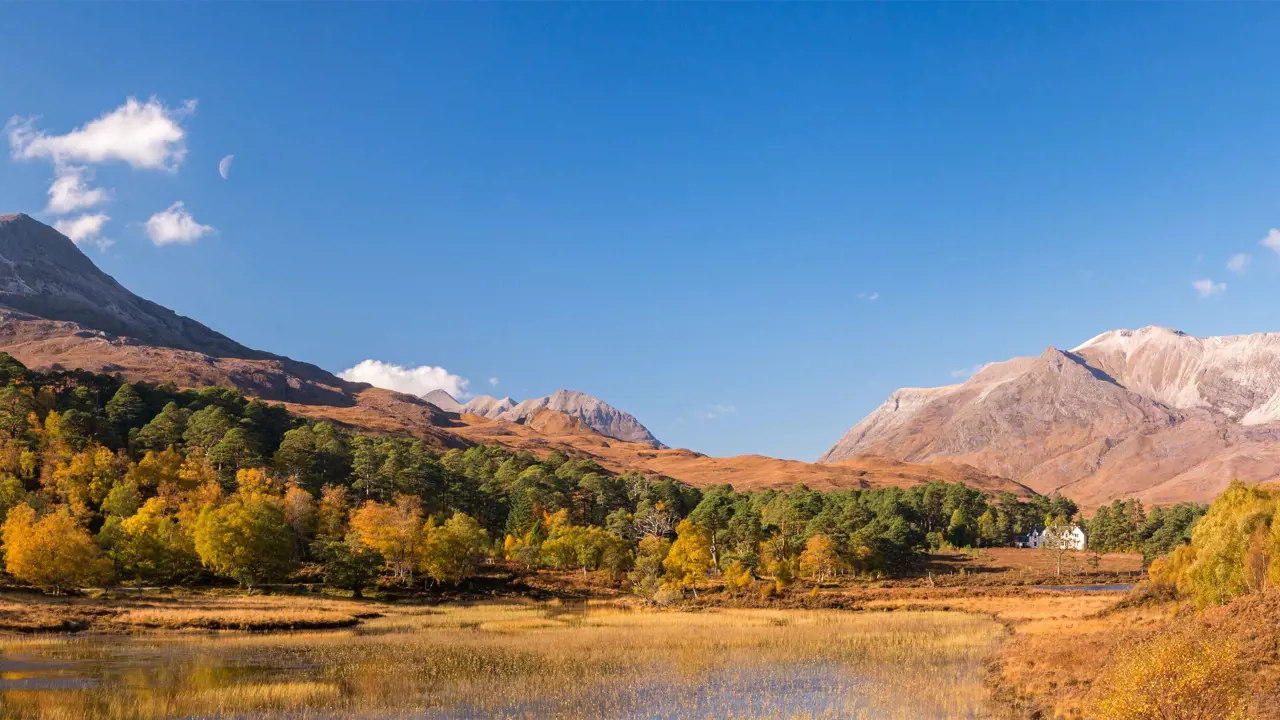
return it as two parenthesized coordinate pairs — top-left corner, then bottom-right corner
(1073, 326), (1280, 425)
(820, 326), (1280, 507)
(421, 389), (463, 413)
(498, 389), (665, 448)
(461, 395), (516, 418)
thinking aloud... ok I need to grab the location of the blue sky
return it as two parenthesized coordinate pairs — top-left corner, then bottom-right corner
(3, 4), (1280, 461)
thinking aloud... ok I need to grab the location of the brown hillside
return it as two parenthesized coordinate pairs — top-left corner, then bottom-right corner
(0, 212), (1030, 496)
(821, 331), (1280, 508)
(451, 410), (1034, 495)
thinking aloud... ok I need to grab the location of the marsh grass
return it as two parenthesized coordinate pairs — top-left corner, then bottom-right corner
(0, 603), (1000, 719)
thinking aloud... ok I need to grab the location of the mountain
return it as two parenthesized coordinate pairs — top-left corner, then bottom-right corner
(0, 212), (1035, 497)
(1073, 326), (1280, 425)
(820, 326), (1280, 507)
(0, 213), (463, 448)
(461, 395), (516, 418)
(497, 389), (665, 448)
(452, 408), (1033, 496)
(421, 389), (464, 413)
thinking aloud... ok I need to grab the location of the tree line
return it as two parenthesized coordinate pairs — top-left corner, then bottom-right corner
(0, 354), (1203, 597)
(1085, 498), (1206, 566)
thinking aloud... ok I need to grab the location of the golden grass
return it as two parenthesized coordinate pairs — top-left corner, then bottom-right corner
(0, 591), (374, 633)
(0, 602), (1002, 719)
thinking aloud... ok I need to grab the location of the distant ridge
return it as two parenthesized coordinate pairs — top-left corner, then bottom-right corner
(498, 389), (665, 448)
(461, 395), (516, 418)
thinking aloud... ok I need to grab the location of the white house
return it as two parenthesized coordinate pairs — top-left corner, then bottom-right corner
(1016, 525), (1087, 550)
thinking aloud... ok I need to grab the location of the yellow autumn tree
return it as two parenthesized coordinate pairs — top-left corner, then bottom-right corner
(110, 497), (201, 584)
(722, 560), (754, 594)
(1087, 631), (1251, 720)
(349, 495), (423, 585)
(314, 484), (351, 544)
(235, 467), (285, 496)
(1, 503), (111, 593)
(418, 512), (490, 585)
(127, 448), (184, 491)
(192, 491), (295, 588)
(798, 533), (846, 583)
(663, 519), (714, 597)
(176, 448), (217, 492)
(44, 445), (123, 519)
(1148, 481), (1280, 607)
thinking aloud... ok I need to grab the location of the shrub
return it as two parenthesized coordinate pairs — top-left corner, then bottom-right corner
(1086, 630), (1251, 720)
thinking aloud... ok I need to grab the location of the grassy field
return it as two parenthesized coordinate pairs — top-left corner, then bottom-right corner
(0, 602), (1002, 720)
(0, 549), (1188, 720)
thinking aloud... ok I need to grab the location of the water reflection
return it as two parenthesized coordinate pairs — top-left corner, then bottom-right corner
(0, 604), (997, 719)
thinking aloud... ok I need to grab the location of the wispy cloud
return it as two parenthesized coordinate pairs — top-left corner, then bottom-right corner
(857, 291), (880, 301)
(705, 404), (736, 420)
(46, 166), (108, 214)
(1192, 278), (1226, 298)
(1263, 229), (1280, 256)
(145, 201), (214, 246)
(488, 377), (499, 387)
(218, 154), (234, 180)
(54, 213), (112, 250)
(1226, 253), (1251, 274)
(338, 359), (470, 399)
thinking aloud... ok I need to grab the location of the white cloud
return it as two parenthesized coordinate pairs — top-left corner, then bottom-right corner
(1192, 278), (1226, 298)
(338, 360), (470, 398)
(488, 377), (499, 387)
(7, 97), (195, 171)
(218, 154), (234, 180)
(46, 166), (108, 214)
(54, 213), (112, 250)
(858, 291), (880, 301)
(705, 404), (736, 420)
(1227, 253), (1251, 274)
(145, 201), (214, 246)
(1263, 229), (1280, 255)
(950, 363), (986, 379)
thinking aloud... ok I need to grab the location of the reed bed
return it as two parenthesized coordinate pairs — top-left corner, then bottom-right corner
(0, 603), (1000, 719)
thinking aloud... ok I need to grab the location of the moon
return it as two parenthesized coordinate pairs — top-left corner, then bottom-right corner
(218, 154), (235, 180)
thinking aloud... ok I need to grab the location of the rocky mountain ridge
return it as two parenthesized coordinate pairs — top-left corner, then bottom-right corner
(460, 394), (516, 418)
(821, 326), (1280, 507)
(424, 387), (663, 448)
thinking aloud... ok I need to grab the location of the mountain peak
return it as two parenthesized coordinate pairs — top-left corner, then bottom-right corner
(498, 389), (664, 448)
(421, 389), (463, 413)
(1073, 325), (1190, 352)
(460, 394), (517, 419)
(0, 213), (258, 359)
